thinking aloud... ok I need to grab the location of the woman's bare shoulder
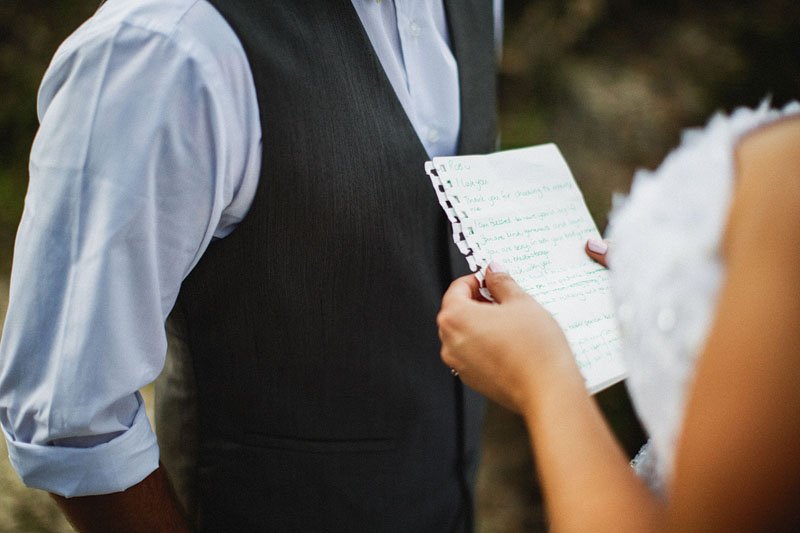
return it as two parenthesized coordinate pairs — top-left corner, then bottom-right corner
(725, 114), (800, 256)
(735, 114), (800, 187)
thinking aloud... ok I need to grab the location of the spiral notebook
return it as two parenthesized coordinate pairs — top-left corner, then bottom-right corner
(426, 144), (626, 394)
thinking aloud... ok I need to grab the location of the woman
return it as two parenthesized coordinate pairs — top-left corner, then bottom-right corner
(438, 103), (800, 531)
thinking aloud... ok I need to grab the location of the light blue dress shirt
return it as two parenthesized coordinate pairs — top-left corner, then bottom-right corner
(0, 0), (502, 496)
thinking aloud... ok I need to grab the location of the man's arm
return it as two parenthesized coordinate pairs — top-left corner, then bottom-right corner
(52, 466), (190, 533)
(0, 0), (259, 520)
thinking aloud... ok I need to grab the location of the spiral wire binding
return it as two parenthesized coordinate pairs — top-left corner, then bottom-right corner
(425, 162), (492, 300)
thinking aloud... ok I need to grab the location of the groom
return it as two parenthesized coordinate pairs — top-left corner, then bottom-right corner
(158, 2), (496, 530)
(0, 0), (499, 531)
(167, 5), (495, 531)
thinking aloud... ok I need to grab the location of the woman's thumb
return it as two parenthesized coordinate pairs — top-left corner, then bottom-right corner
(484, 261), (526, 304)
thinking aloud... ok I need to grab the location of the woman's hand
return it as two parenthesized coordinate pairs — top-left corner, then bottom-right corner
(437, 263), (576, 416)
(585, 238), (609, 267)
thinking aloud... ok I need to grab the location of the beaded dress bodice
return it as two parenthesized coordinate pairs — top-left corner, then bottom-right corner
(606, 102), (800, 492)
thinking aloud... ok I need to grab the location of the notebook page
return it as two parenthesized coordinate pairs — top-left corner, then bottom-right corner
(426, 144), (625, 393)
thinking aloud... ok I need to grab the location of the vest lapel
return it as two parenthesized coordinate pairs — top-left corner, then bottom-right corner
(444, 0), (497, 155)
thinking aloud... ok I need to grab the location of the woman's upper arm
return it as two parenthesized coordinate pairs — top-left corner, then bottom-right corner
(668, 117), (800, 531)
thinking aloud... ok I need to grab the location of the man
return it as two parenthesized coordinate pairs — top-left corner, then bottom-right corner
(0, 0), (500, 530)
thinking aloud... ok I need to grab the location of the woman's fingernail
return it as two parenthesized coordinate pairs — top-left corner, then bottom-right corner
(488, 261), (507, 273)
(587, 238), (608, 254)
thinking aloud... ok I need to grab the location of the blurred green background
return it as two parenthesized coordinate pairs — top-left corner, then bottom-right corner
(0, 0), (798, 531)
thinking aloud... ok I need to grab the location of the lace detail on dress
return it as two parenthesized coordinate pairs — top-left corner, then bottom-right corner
(608, 101), (800, 491)
(630, 441), (663, 495)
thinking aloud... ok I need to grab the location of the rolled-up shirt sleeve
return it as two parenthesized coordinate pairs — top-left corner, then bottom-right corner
(0, 2), (260, 497)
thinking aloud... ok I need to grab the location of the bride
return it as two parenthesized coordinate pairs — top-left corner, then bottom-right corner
(437, 102), (800, 531)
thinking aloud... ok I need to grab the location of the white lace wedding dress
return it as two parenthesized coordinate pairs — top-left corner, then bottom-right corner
(605, 101), (800, 494)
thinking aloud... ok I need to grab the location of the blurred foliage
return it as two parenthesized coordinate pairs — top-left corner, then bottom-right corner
(502, 0), (800, 113)
(499, 0), (800, 228)
(0, 1), (97, 170)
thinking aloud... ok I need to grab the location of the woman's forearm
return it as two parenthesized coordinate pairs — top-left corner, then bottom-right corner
(438, 269), (664, 530)
(521, 358), (663, 532)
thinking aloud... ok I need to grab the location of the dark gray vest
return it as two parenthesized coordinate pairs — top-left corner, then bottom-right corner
(175, 1), (497, 530)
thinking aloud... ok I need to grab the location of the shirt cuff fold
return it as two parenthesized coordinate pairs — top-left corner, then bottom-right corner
(3, 397), (159, 497)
